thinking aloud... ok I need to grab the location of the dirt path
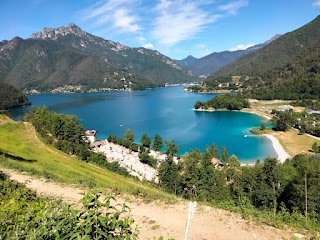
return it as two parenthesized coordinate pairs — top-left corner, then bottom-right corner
(2, 168), (310, 240)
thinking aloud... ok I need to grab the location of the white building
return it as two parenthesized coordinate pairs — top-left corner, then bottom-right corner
(85, 130), (97, 143)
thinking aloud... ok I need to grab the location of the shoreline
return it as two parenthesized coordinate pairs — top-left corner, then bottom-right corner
(194, 108), (291, 163)
(263, 134), (290, 163)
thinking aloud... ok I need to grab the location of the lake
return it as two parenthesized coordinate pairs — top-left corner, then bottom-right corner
(10, 86), (276, 163)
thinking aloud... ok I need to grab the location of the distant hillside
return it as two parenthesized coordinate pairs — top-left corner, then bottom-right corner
(206, 15), (320, 99)
(0, 37), (156, 92)
(210, 16), (320, 79)
(0, 83), (30, 110)
(0, 24), (196, 93)
(30, 24), (196, 85)
(246, 39), (320, 99)
(176, 35), (280, 76)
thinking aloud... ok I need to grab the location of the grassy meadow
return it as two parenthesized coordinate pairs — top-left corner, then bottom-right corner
(0, 115), (176, 202)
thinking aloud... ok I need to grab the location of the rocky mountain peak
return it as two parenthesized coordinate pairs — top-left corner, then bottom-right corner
(30, 23), (90, 40)
(264, 34), (281, 45)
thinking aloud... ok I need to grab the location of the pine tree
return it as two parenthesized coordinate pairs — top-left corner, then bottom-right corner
(221, 146), (229, 163)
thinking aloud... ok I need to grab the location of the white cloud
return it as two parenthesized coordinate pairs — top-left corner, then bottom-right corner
(81, 0), (141, 33)
(229, 43), (254, 51)
(151, 0), (221, 46)
(313, 0), (320, 7)
(113, 9), (141, 32)
(218, 0), (249, 15)
(197, 44), (207, 49)
(144, 43), (155, 49)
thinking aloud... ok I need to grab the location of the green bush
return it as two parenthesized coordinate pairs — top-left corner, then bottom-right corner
(0, 174), (139, 239)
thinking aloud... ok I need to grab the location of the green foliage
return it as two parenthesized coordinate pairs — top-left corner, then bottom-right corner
(107, 134), (118, 143)
(0, 83), (30, 110)
(208, 16), (320, 100)
(260, 123), (266, 131)
(312, 142), (320, 153)
(25, 107), (129, 176)
(138, 152), (157, 168)
(141, 133), (151, 148)
(0, 174), (138, 239)
(221, 146), (229, 164)
(195, 94), (249, 110)
(158, 156), (180, 194)
(152, 134), (163, 151)
(125, 129), (135, 146)
(271, 109), (320, 137)
(164, 140), (179, 157)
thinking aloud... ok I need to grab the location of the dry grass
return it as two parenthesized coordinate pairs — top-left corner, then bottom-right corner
(270, 130), (320, 157)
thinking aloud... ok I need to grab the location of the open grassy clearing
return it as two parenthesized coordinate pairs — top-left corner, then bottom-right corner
(0, 115), (176, 202)
(270, 129), (320, 157)
(249, 124), (320, 157)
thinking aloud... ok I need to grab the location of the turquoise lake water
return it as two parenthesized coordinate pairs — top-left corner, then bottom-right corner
(10, 86), (277, 163)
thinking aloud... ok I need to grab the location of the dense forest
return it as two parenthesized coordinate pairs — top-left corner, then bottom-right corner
(157, 144), (320, 231)
(194, 94), (249, 110)
(204, 15), (320, 100)
(0, 83), (30, 110)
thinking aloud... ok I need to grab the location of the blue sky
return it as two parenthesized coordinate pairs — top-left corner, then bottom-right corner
(1, 0), (319, 59)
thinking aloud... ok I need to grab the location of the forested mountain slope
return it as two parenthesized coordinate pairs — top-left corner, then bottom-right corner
(210, 15), (320, 78)
(206, 15), (320, 99)
(0, 24), (196, 92)
(176, 35), (280, 76)
(30, 24), (196, 85)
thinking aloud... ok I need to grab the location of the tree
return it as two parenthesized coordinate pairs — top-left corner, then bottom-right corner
(225, 155), (241, 195)
(158, 156), (180, 194)
(164, 140), (179, 157)
(260, 122), (266, 131)
(312, 142), (319, 153)
(194, 101), (204, 109)
(253, 158), (284, 214)
(221, 146), (229, 164)
(140, 134), (151, 148)
(152, 134), (163, 151)
(125, 129), (135, 145)
(138, 152), (157, 167)
(211, 144), (220, 159)
(283, 154), (320, 217)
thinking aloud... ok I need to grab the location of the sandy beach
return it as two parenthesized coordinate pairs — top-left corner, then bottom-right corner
(264, 134), (290, 162)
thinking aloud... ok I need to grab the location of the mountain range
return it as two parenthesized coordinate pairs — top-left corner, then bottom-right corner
(0, 24), (196, 93)
(210, 16), (320, 79)
(175, 34), (280, 76)
(206, 15), (320, 99)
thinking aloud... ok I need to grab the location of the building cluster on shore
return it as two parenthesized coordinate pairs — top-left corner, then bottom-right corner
(92, 140), (179, 182)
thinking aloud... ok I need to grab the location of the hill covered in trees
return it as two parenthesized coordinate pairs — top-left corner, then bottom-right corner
(206, 15), (320, 99)
(175, 35), (280, 76)
(0, 24), (196, 93)
(0, 83), (30, 110)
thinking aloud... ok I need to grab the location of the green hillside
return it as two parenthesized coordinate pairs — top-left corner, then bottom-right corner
(0, 38), (157, 92)
(210, 15), (320, 78)
(206, 15), (320, 99)
(0, 115), (174, 201)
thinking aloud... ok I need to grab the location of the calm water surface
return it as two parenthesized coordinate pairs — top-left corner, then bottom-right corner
(10, 86), (277, 163)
